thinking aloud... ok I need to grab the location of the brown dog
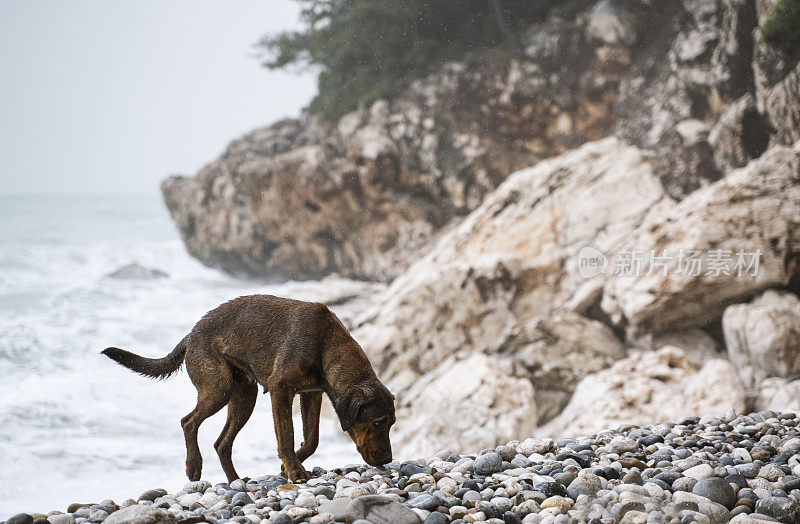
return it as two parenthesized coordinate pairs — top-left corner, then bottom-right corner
(102, 295), (395, 482)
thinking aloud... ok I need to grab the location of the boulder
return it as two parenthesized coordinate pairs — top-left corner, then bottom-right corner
(755, 377), (800, 412)
(539, 346), (746, 437)
(601, 145), (800, 338)
(391, 354), (537, 457)
(723, 290), (800, 388)
(355, 139), (664, 456)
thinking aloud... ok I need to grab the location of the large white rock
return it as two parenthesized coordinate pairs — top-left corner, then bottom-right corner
(601, 146), (800, 337)
(355, 139), (658, 455)
(755, 377), (800, 412)
(393, 354), (537, 457)
(539, 346), (746, 437)
(724, 290), (800, 388)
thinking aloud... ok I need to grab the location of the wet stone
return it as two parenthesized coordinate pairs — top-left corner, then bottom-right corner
(270, 514), (293, 524)
(535, 482), (568, 498)
(754, 497), (800, 523)
(692, 477), (736, 509)
(6, 515), (34, 524)
(474, 452), (503, 475)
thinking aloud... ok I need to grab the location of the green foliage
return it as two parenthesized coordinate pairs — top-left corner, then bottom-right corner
(256, 0), (559, 120)
(761, 0), (800, 75)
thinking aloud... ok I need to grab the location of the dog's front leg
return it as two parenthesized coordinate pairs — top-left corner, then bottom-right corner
(270, 386), (310, 482)
(296, 391), (322, 462)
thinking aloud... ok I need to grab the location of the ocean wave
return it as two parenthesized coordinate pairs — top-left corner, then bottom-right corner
(0, 195), (363, 518)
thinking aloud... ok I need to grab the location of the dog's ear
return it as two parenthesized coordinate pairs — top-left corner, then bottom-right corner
(335, 387), (364, 432)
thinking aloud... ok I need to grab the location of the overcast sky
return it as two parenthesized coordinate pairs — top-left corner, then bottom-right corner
(0, 1), (316, 195)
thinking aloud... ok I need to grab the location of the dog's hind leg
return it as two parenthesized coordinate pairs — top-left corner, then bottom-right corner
(214, 378), (258, 483)
(296, 391), (322, 463)
(181, 353), (232, 481)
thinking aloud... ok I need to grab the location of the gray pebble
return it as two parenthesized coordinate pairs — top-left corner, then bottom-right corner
(27, 411), (800, 524)
(424, 512), (448, 524)
(407, 493), (440, 511)
(6, 515), (33, 524)
(692, 477), (736, 509)
(672, 477), (698, 492)
(47, 516), (77, 524)
(230, 479), (248, 491)
(754, 496), (800, 523)
(474, 452), (503, 475)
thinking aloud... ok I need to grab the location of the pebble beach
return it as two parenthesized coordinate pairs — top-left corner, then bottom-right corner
(7, 410), (800, 524)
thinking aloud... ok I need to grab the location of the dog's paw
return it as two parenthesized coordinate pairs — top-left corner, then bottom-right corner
(284, 464), (311, 483)
(186, 460), (202, 482)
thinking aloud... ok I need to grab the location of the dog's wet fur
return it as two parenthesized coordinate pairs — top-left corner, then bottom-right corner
(102, 295), (395, 482)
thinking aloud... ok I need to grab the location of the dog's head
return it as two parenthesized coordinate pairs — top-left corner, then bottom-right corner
(335, 381), (395, 466)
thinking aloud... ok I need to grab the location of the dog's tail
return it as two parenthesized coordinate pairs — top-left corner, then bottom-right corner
(102, 335), (188, 379)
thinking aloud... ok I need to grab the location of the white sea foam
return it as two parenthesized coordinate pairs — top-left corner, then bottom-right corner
(0, 195), (366, 517)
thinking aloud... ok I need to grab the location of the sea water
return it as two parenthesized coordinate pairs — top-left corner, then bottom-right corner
(0, 195), (362, 517)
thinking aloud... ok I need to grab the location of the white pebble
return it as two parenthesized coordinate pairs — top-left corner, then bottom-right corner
(683, 464), (714, 480)
(178, 493), (201, 507)
(230, 479), (248, 491)
(294, 492), (318, 508)
(335, 478), (358, 490)
(199, 492), (219, 507)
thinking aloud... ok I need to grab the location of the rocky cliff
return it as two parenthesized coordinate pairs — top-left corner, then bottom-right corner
(162, 6), (627, 281)
(162, 0), (800, 457)
(164, 0), (796, 282)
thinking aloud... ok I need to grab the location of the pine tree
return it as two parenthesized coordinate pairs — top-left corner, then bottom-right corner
(256, 0), (568, 120)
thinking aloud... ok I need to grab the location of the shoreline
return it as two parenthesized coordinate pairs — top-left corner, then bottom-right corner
(7, 410), (800, 524)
